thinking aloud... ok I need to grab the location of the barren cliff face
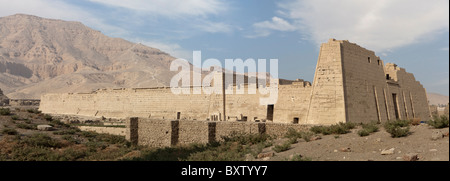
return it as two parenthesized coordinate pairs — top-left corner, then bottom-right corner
(0, 14), (178, 99)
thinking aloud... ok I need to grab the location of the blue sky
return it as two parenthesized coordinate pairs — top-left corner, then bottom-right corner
(0, 0), (448, 95)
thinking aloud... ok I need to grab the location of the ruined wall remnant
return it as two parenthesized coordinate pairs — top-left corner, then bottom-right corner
(444, 104), (449, 117)
(0, 88), (9, 106)
(9, 99), (40, 106)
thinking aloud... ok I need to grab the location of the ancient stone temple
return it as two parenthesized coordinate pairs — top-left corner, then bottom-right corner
(39, 39), (431, 125)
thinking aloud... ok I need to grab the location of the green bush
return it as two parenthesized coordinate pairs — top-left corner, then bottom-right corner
(26, 109), (41, 114)
(44, 114), (53, 121)
(362, 122), (379, 133)
(310, 122), (356, 135)
(2, 128), (18, 135)
(184, 143), (243, 161)
(182, 133), (276, 161)
(384, 120), (411, 138)
(222, 132), (271, 145)
(358, 122), (379, 137)
(77, 131), (130, 147)
(16, 123), (37, 130)
(272, 141), (292, 153)
(20, 133), (62, 148)
(50, 119), (70, 128)
(428, 115), (449, 129)
(24, 119), (32, 124)
(80, 131), (98, 138)
(95, 133), (130, 145)
(56, 148), (88, 161)
(285, 128), (303, 139)
(11, 115), (20, 120)
(61, 135), (79, 144)
(301, 132), (314, 142)
(85, 141), (108, 151)
(0, 108), (11, 115)
(357, 129), (370, 137)
(287, 137), (298, 144)
(310, 126), (326, 134)
(388, 119), (411, 127)
(53, 129), (79, 135)
(289, 154), (312, 161)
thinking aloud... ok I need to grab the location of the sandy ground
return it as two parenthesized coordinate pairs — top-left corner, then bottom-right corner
(1, 107), (448, 161)
(260, 124), (449, 161)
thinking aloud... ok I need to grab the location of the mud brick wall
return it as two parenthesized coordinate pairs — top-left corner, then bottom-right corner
(214, 121), (260, 141)
(265, 123), (310, 138)
(127, 118), (312, 147)
(135, 119), (174, 147)
(177, 120), (215, 145)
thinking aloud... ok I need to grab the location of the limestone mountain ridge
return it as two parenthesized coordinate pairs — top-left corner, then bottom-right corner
(0, 14), (178, 99)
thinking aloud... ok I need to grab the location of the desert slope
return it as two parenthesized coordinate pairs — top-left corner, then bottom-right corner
(427, 93), (449, 106)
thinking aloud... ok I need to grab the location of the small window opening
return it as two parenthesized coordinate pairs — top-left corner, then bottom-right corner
(242, 116), (248, 122)
(293, 117), (299, 124)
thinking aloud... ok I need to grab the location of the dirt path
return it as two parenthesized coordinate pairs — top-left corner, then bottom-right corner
(262, 124), (449, 161)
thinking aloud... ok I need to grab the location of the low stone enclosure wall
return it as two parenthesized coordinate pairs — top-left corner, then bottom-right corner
(126, 118), (310, 148)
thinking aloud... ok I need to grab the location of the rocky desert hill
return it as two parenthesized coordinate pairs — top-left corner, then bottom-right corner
(0, 14), (180, 99)
(427, 93), (449, 106)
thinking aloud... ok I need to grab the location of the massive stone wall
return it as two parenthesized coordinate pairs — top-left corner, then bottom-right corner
(40, 80), (311, 124)
(306, 39), (347, 125)
(126, 118), (309, 147)
(40, 87), (222, 120)
(275, 83), (312, 124)
(305, 39), (431, 124)
(384, 64), (431, 121)
(339, 40), (390, 124)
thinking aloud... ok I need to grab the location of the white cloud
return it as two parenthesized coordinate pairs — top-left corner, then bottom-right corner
(440, 47), (449, 51)
(256, 0), (449, 52)
(194, 21), (234, 34)
(246, 16), (297, 38)
(254, 17), (298, 32)
(244, 31), (271, 39)
(139, 40), (192, 61)
(88, 0), (227, 18)
(88, 0), (234, 35)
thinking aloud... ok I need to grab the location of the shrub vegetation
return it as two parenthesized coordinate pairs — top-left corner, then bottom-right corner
(0, 108), (11, 115)
(310, 122), (356, 135)
(2, 128), (18, 135)
(384, 120), (411, 138)
(358, 122), (379, 137)
(428, 115), (449, 129)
